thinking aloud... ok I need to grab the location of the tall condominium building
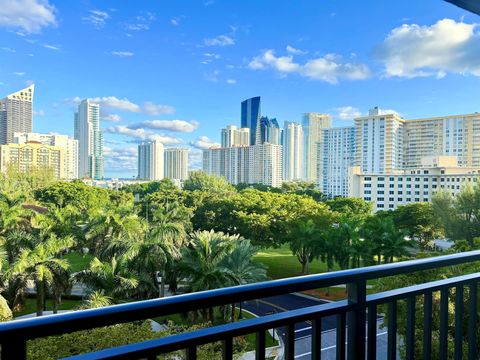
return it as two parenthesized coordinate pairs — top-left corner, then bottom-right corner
(260, 116), (281, 145)
(302, 112), (331, 182)
(13, 132), (78, 180)
(0, 84), (34, 145)
(0, 141), (65, 179)
(403, 113), (480, 168)
(221, 125), (250, 147)
(138, 140), (164, 181)
(74, 99), (104, 180)
(241, 96), (261, 145)
(203, 143), (283, 187)
(320, 126), (356, 197)
(164, 148), (189, 181)
(350, 156), (480, 211)
(283, 122), (303, 181)
(354, 107), (404, 174)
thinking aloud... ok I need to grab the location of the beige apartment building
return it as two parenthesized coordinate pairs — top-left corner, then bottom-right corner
(0, 141), (65, 179)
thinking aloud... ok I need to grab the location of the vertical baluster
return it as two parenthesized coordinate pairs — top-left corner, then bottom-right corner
(387, 301), (397, 360)
(186, 346), (197, 360)
(346, 280), (367, 360)
(311, 318), (322, 360)
(1, 339), (26, 360)
(367, 305), (377, 360)
(423, 291), (432, 360)
(336, 313), (346, 360)
(406, 297), (416, 360)
(468, 281), (478, 360)
(285, 323), (295, 360)
(256, 330), (266, 360)
(439, 288), (449, 360)
(454, 285), (464, 360)
(222, 337), (233, 360)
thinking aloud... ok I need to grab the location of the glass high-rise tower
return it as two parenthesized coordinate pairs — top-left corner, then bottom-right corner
(241, 96), (261, 145)
(74, 99), (104, 179)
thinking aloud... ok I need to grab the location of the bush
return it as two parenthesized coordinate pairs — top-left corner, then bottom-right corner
(0, 295), (12, 322)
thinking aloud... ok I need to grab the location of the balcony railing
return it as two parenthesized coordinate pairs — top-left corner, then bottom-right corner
(1, 250), (480, 360)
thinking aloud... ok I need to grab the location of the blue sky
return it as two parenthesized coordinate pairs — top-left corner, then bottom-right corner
(1, 0), (479, 178)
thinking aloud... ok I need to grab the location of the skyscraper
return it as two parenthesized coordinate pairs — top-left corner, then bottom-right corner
(138, 140), (164, 180)
(260, 116), (281, 144)
(14, 132), (78, 180)
(241, 96), (261, 145)
(221, 125), (250, 147)
(0, 84), (34, 145)
(164, 148), (189, 181)
(302, 112), (331, 182)
(74, 99), (104, 179)
(283, 122), (303, 181)
(320, 126), (356, 197)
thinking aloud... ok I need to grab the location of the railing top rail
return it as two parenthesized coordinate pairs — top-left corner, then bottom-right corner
(1, 250), (479, 340)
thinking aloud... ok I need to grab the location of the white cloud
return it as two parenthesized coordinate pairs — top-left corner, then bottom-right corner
(226, 79), (236, 84)
(249, 49), (370, 84)
(334, 106), (363, 120)
(33, 109), (45, 116)
(0, 0), (56, 33)
(286, 45), (307, 55)
(189, 149), (203, 170)
(104, 146), (137, 171)
(376, 18), (480, 78)
(106, 125), (183, 144)
(143, 102), (175, 115)
(13, 71), (25, 76)
(102, 114), (121, 122)
(130, 120), (199, 133)
(1, 47), (16, 53)
(111, 51), (134, 57)
(43, 43), (59, 50)
(83, 10), (109, 29)
(89, 96), (141, 112)
(124, 12), (155, 31)
(190, 136), (220, 150)
(204, 35), (235, 47)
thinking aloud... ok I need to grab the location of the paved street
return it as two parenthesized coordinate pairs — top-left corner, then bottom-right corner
(243, 293), (394, 360)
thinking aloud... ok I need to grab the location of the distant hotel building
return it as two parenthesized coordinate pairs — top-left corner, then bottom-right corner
(241, 96), (261, 145)
(13, 132), (78, 180)
(221, 125), (250, 147)
(302, 112), (332, 182)
(138, 140), (164, 181)
(260, 116), (281, 145)
(203, 143), (283, 187)
(283, 122), (303, 181)
(74, 99), (104, 180)
(0, 84), (34, 145)
(165, 148), (189, 181)
(320, 126), (356, 197)
(0, 141), (65, 179)
(350, 156), (480, 211)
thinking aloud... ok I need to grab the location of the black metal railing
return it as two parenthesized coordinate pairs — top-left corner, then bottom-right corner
(1, 250), (480, 360)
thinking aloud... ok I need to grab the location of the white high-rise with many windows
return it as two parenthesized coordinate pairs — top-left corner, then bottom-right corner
(302, 112), (331, 182)
(221, 125), (250, 147)
(0, 84), (34, 145)
(13, 132), (78, 179)
(283, 122), (303, 181)
(138, 140), (164, 180)
(164, 148), (189, 181)
(74, 99), (104, 179)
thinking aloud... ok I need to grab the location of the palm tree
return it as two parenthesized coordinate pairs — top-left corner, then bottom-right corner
(74, 257), (138, 303)
(288, 219), (321, 274)
(78, 291), (113, 309)
(7, 234), (75, 316)
(0, 191), (29, 242)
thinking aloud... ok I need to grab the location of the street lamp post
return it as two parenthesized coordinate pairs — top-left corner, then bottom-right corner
(155, 271), (165, 298)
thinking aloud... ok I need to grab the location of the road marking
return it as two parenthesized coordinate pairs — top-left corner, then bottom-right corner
(293, 330), (389, 358)
(295, 326), (312, 333)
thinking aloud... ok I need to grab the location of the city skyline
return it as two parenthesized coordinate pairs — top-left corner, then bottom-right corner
(1, 1), (479, 177)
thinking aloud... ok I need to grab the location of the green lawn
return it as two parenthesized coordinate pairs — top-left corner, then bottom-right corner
(14, 298), (82, 317)
(253, 244), (336, 280)
(64, 252), (94, 273)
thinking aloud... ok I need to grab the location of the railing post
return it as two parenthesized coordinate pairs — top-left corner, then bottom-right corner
(347, 279), (367, 360)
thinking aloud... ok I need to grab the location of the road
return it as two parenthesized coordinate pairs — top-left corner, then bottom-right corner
(242, 293), (391, 360)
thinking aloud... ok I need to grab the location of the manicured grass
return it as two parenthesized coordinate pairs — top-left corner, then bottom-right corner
(253, 244), (337, 280)
(14, 298), (82, 317)
(64, 252), (94, 273)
